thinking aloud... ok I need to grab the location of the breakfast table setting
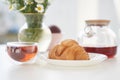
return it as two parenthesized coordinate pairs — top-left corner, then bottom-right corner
(0, 43), (120, 80)
(1, 0), (120, 80)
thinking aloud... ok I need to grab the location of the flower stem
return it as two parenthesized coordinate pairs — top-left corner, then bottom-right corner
(24, 13), (43, 28)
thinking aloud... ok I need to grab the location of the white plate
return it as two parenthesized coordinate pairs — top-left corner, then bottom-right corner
(40, 53), (107, 67)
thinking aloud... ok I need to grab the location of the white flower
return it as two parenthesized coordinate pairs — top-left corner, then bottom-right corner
(9, 4), (17, 10)
(35, 4), (44, 13)
(25, 0), (34, 5)
(19, 6), (26, 11)
(9, 4), (26, 11)
(9, 5), (13, 10)
(35, 0), (44, 3)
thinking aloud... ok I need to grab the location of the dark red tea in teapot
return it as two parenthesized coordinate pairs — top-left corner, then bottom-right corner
(84, 46), (117, 58)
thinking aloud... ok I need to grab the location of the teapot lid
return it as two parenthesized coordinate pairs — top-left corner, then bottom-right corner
(86, 20), (110, 26)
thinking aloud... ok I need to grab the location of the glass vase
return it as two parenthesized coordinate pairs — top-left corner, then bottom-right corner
(18, 13), (52, 52)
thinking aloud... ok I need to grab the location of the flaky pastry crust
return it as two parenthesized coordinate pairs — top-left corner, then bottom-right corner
(49, 39), (89, 60)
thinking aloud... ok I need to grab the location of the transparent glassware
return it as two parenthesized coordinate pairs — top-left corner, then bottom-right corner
(18, 23), (52, 52)
(18, 13), (52, 52)
(7, 42), (38, 63)
(78, 20), (117, 58)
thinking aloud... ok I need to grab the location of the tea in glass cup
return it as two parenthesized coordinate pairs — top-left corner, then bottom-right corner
(7, 42), (38, 62)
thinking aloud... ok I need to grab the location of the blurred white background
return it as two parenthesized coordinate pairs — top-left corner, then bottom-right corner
(0, 0), (120, 43)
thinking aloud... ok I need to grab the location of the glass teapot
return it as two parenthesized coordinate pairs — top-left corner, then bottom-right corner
(78, 20), (117, 58)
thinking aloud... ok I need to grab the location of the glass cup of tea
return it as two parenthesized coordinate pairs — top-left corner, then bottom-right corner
(7, 42), (38, 63)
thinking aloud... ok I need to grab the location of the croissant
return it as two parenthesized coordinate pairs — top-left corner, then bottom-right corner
(61, 39), (79, 47)
(49, 39), (89, 60)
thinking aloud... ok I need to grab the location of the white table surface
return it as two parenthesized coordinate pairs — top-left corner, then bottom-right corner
(0, 45), (120, 80)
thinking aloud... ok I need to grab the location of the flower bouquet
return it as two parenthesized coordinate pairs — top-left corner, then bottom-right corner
(8, 0), (52, 52)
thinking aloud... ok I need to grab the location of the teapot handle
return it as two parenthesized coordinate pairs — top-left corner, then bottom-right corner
(84, 26), (95, 37)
